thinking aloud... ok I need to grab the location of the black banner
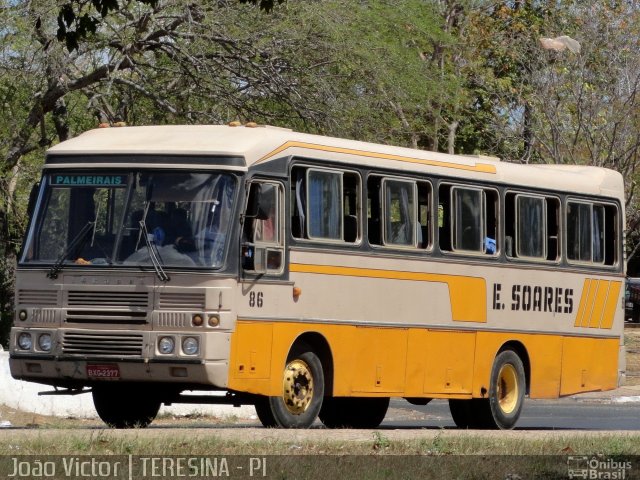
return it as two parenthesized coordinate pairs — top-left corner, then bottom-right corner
(0, 455), (637, 479)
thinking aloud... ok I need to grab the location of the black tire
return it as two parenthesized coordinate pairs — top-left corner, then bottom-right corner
(255, 350), (324, 428)
(448, 398), (492, 429)
(633, 304), (640, 323)
(92, 384), (161, 428)
(487, 350), (526, 430)
(319, 397), (389, 428)
(253, 395), (277, 427)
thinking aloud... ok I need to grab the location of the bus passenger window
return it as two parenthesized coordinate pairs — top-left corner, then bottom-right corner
(506, 193), (559, 262)
(291, 166), (360, 244)
(567, 200), (618, 266)
(517, 195), (545, 258)
(343, 172), (360, 243)
(417, 182), (431, 248)
(453, 187), (483, 252)
(383, 179), (416, 247)
(367, 176), (382, 246)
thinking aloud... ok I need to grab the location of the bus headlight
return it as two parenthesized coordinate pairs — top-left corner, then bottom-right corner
(38, 333), (52, 352)
(182, 337), (199, 355)
(18, 333), (32, 351)
(158, 336), (175, 355)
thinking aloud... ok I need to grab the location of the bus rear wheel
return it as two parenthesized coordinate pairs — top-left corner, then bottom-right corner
(254, 350), (324, 428)
(449, 350), (525, 430)
(319, 397), (389, 428)
(448, 399), (492, 429)
(488, 350), (526, 430)
(92, 384), (161, 428)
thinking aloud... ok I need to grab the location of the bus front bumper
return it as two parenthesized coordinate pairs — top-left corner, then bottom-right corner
(9, 354), (230, 389)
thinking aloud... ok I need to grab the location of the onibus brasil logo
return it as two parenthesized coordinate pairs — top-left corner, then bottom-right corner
(567, 456), (632, 479)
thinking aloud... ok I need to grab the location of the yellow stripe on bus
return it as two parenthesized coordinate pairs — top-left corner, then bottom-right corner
(574, 278), (592, 328)
(601, 281), (621, 330)
(289, 263), (487, 323)
(257, 141), (497, 174)
(589, 280), (610, 328)
(574, 279), (622, 330)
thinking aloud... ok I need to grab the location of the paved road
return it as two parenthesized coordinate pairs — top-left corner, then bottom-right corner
(386, 398), (640, 430)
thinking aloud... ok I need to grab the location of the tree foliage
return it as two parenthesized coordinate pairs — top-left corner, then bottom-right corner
(2, 0), (640, 344)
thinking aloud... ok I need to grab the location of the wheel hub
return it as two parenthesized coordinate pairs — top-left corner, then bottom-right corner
(497, 363), (518, 414)
(282, 359), (314, 415)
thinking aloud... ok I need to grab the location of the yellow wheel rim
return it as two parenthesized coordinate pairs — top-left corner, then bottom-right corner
(282, 359), (314, 415)
(497, 363), (518, 414)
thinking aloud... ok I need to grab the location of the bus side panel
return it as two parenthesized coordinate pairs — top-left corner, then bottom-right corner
(559, 336), (618, 395)
(350, 327), (408, 394)
(420, 330), (475, 396)
(228, 321), (274, 395)
(527, 335), (563, 398)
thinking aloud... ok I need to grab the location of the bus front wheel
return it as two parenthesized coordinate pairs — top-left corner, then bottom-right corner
(92, 384), (161, 428)
(449, 350), (525, 430)
(254, 350), (324, 428)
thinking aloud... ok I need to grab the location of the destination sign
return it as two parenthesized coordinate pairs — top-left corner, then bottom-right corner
(51, 174), (127, 186)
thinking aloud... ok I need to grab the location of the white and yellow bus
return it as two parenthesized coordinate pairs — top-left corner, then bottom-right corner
(10, 124), (625, 429)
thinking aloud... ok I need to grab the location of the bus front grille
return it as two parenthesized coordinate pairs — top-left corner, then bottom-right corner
(62, 332), (144, 357)
(17, 289), (59, 307)
(67, 291), (150, 308)
(65, 310), (148, 324)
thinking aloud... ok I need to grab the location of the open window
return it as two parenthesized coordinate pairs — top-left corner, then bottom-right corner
(438, 184), (498, 255)
(242, 181), (284, 274)
(367, 175), (431, 249)
(291, 166), (360, 244)
(505, 193), (559, 262)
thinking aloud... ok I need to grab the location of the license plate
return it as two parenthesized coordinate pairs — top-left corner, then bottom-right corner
(87, 364), (120, 379)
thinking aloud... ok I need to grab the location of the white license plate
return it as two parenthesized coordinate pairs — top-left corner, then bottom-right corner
(86, 364), (120, 379)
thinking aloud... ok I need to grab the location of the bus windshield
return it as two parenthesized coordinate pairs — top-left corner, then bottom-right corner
(22, 171), (237, 270)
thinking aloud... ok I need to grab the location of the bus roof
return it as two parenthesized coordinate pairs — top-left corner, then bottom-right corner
(46, 124), (624, 200)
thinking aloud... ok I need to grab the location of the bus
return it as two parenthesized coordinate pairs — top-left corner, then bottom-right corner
(9, 123), (625, 429)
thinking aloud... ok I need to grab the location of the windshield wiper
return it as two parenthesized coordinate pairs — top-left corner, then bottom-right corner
(139, 219), (170, 282)
(47, 221), (96, 279)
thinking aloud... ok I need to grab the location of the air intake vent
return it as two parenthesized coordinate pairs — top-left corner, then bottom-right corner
(17, 290), (58, 307)
(67, 291), (149, 308)
(62, 332), (144, 357)
(159, 292), (205, 310)
(32, 309), (57, 324)
(157, 312), (189, 328)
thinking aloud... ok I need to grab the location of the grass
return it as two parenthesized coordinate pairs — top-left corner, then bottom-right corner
(625, 330), (640, 386)
(3, 430), (640, 456)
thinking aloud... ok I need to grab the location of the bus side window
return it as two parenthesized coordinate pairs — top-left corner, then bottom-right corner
(383, 178), (416, 247)
(367, 176), (382, 246)
(439, 184), (497, 255)
(418, 182), (431, 249)
(546, 198), (560, 261)
(291, 166), (360, 244)
(438, 185), (452, 252)
(566, 200), (618, 266)
(506, 193), (559, 262)
(343, 172), (360, 243)
(452, 186), (484, 253)
(602, 204), (618, 265)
